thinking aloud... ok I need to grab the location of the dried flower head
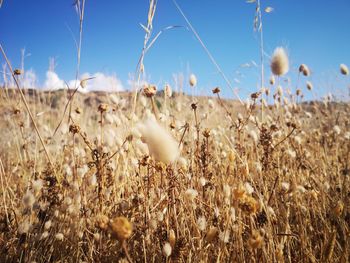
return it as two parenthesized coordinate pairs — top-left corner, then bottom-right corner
(233, 184), (246, 200)
(189, 73), (197, 87)
(75, 107), (82, 114)
(98, 103), (108, 113)
(143, 84), (157, 97)
(137, 118), (179, 164)
(212, 87), (220, 94)
(271, 47), (289, 76)
(269, 75), (275, 85)
(205, 227), (218, 243)
(340, 63), (349, 75)
(109, 216), (133, 242)
(248, 230), (264, 249)
(331, 201), (344, 218)
(96, 214), (109, 230)
(69, 124), (81, 134)
(239, 195), (259, 214)
(14, 69), (22, 75)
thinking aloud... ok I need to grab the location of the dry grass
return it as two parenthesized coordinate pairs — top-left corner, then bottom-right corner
(0, 85), (349, 262)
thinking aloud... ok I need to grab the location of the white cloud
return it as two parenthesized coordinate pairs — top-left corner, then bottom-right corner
(43, 70), (65, 90)
(41, 70), (124, 92)
(79, 72), (124, 92)
(22, 69), (37, 89)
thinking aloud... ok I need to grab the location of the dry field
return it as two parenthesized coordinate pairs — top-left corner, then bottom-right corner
(0, 84), (349, 262)
(0, 1), (349, 262)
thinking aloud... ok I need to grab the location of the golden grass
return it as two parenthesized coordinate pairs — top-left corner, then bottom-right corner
(0, 86), (349, 262)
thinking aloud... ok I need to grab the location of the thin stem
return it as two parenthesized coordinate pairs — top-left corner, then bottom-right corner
(257, 0), (265, 122)
(173, 0), (243, 104)
(0, 44), (54, 170)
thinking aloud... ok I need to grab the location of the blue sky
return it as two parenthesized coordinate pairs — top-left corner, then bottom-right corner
(0, 0), (349, 99)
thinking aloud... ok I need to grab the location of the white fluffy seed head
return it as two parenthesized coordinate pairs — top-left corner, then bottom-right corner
(22, 191), (35, 208)
(18, 221), (31, 234)
(281, 182), (290, 191)
(162, 242), (172, 257)
(276, 85), (283, 96)
(164, 84), (172, 97)
(244, 182), (254, 194)
(44, 220), (52, 230)
(89, 174), (97, 187)
(340, 63), (349, 75)
(137, 118), (179, 164)
(32, 179), (44, 193)
(41, 231), (49, 240)
(271, 47), (289, 76)
(55, 233), (64, 241)
(189, 74), (197, 87)
(177, 157), (188, 170)
(197, 216), (207, 231)
(333, 125), (341, 135)
(184, 188), (198, 201)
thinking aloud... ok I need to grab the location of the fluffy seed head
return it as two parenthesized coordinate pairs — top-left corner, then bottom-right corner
(189, 74), (197, 87)
(197, 216), (207, 231)
(44, 220), (52, 230)
(164, 84), (172, 97)
(299, 64), (310, 76)
(22, 191), (35, 208)
(55, 233), (64, 241)
(340, 64), (349, 75)
(306, 81), (313, 91)
(184, 188), (198, 201)
(96, 214), (109, 230)
(137, 118), (179, 164)
(162, 242), (172, 257)
(271, 47), (289, 76)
